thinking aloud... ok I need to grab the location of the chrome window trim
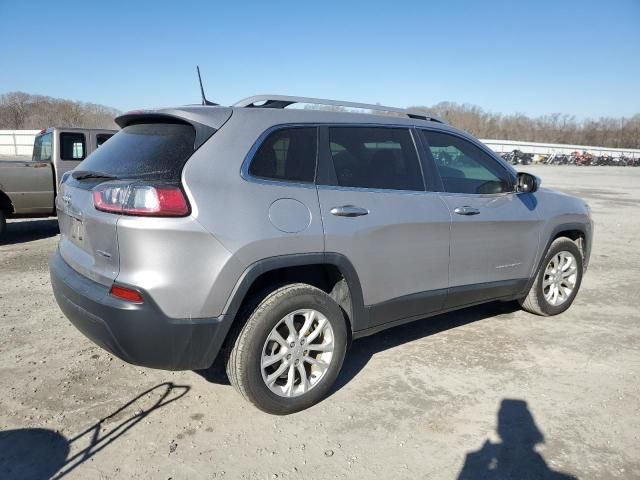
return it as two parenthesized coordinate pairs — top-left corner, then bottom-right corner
(315, 184), (434, 196)
(437, 190), (516, 199)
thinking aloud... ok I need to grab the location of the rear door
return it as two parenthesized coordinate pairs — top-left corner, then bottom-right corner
(316, 126), (451, 329)
(54, 131), (87, 186)
(419, 129), (542, 307)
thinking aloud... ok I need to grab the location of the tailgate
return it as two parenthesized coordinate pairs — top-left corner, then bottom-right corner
(57, 183), (120, 286)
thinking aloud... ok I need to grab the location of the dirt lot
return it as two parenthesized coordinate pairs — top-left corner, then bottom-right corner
(0, 166), (638, 480)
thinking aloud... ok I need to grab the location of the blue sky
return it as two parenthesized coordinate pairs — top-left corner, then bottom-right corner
(1, 0), (638, 118)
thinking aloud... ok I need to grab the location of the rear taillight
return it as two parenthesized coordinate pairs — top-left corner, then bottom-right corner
(93, 182), (189, 217)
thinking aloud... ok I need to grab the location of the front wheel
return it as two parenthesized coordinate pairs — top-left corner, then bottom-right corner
(520, 237), (584, 316)
(226, 284), (348, 414)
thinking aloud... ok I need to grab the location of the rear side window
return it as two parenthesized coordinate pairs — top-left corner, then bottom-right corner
(324, 127), (423, 191)
(76, 123), (195, 181)
(96, 133), (113, 147)
(249, 127), (317, 183)
(32, 132), (52, 161)
(60, 132), (86, 160)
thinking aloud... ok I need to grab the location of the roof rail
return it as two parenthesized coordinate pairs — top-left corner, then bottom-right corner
(233, 95), (446, 124)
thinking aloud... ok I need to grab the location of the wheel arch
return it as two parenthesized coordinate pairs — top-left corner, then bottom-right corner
(550, 224), (588, 263)
(222, 253), (367, 333)
(523, 222), (590, 296)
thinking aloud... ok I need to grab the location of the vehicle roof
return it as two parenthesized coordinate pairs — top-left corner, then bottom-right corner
(118, 94), (448, 131)
(120, 104), (463, 134)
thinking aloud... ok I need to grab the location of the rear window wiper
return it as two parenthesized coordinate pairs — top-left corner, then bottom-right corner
(72, 170), (118, 181)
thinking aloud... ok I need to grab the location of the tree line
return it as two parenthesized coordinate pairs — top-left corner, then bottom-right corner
(409, 102), (640, 149)
(0, 92), (120, 130)
(1, 92), (638, 149)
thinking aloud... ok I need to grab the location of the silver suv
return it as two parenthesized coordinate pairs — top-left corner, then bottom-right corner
(49, 95), (593, 414)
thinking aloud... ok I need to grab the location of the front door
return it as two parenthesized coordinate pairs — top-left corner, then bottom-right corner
(316, 126), (451, 329)
(419, 129), (543, 308)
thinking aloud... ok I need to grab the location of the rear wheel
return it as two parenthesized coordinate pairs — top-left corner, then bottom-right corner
(0, 210), (6, 239)
(520, 237), (583, 316)
(226, 283), (348, 414)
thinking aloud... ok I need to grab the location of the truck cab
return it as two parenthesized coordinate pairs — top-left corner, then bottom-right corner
(0, 127), (116, 237)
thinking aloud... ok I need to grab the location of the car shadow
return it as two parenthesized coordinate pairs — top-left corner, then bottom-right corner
(197, 301), (520, 392)
(331, 301), (520, 395)
(0, 382), (190, 480)
(457, 398), (577, 479)
(0, 218), (59, 245)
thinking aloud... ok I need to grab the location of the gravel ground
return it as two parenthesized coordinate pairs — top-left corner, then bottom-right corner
(0, 166), (638, 480)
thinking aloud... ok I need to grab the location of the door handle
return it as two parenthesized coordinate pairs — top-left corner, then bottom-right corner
(330, 205), (369, 217)
(454, 206), (480, 216)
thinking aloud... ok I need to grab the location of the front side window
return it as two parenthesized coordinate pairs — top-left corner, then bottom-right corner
(32, 132), (52, 161)
(420, 130), (513, 194)
(325, 127), (423, 191)
(60, 132), (86, 160)
(249, 127), (317, 183)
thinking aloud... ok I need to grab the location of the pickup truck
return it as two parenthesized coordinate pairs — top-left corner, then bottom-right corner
(0, 127), (116, 238)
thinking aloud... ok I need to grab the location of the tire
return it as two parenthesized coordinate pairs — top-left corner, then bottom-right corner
(0, 210), (6, 240)
(225, 283), (348, 414)
(520, 237), (584, 316)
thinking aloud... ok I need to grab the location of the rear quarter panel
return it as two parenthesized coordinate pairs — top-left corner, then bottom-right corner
(181, 111), (325, 318)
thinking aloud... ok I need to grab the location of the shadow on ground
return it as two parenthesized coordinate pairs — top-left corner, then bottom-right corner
(0, 382), (190, 480)
(1, 218), (59, 245)
(457, 398), (577, 479)
(198, 300), (520, 392)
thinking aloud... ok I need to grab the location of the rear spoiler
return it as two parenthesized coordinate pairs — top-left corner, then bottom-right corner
(115, 108), (231, 150)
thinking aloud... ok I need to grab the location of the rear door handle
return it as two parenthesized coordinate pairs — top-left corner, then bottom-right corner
(330, 205), (369, 217)
(453, 206), (480, 216)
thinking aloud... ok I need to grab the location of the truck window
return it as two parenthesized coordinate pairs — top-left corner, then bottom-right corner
(60, 132), (86, 160)
(96, 133), (113, 147)
(32, 133), (52, 161)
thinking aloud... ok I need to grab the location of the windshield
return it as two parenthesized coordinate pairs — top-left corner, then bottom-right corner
(33, 133), (52, 162)
(75, 123), (196, 181)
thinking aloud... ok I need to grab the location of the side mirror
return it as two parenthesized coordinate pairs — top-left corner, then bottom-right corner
(516, 172), (540, 193)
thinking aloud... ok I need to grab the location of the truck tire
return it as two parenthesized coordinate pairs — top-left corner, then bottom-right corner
(0, 210), (6, 239)
(520, 237), (584, 316)
(226, 283), (348, 415)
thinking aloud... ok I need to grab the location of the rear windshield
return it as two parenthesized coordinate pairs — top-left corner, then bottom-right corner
(33, 133), (52, 162)
(76, 123), (196, 180)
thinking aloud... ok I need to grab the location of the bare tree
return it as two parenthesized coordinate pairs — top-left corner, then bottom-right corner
(409, 102), (640, 149)
(0, 92), (32, 129)
(0, 92), (120, 130)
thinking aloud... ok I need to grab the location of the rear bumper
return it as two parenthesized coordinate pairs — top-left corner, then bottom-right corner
(49, 250), (230, 370)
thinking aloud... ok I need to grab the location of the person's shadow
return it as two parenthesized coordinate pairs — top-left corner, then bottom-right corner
(458, 399), (577, 480)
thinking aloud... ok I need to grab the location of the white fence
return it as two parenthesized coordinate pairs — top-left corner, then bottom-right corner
(480, 139), (640, 158)
(0, 130), (40, 157)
